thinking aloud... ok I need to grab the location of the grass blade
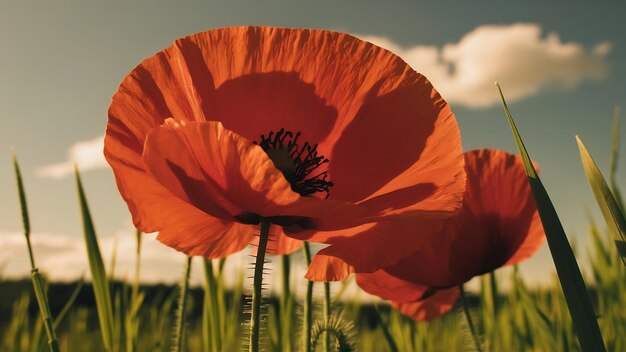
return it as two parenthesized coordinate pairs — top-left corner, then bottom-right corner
(496, 83), (605, 351)
(609, 107), (625, 213)
(13, 153), (59, 352)
(126, 230), (142, 352)
(53, 278), (85, 329)
(460, 284), (483, 352)
(75, 167), (116, 351)
(375, 306), (399, 352)
(576, 136), (626, 265)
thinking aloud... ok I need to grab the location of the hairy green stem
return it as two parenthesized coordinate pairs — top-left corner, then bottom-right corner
(323, 282), (331, 352)
(249, 219), (271, 352)
(460, 284), (483, 352)
(281, 254), (292, 352)
(302, 242), (313, 352)
(173, 257), (192, 352)
(202, 258), (222, 351)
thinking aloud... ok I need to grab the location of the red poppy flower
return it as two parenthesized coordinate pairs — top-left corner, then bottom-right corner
(104, 26), (465, 265)
(355, 149), (545, 320)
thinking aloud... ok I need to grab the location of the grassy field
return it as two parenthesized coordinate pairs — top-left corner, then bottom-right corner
(1, 216), (625, 351)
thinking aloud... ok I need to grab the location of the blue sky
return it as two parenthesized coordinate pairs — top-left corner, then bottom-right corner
(1, 0), (625, 285)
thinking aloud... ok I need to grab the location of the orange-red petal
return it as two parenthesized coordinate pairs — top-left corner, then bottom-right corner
(155, 204), (253, 259)
(356, 269), (431, 303)
(251, 226), (303, 255)
(106, 27), (466, 232)
(384, 149), (545, 287)
(392, 287), (460, 321)
(144, 119), (370, 226)
(143, 119), (300, 218)
(305, 218), (444, 281)
(331, 95), (466, 220)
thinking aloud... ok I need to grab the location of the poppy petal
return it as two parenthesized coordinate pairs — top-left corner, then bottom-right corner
(305, 218), (444, 281)
(330, 92), (466, 219)
(155, 202), (253, 258)
(384, 149), (545, 287)
(392, 287), (460, 321)
(251, 226), (303, 255)
(143, 119), (301, 219)
(143, 119), (369, 228)
(356, 270), (431, 303)
(505, 212), (545, 265)
(107, 27), (466, 223)
(459, 149), (545, 270)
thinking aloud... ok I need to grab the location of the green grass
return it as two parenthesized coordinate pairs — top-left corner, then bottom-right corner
(2, 220), (626, 352)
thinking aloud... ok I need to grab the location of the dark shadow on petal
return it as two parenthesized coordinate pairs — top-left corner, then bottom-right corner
(359, 183), (436, 214)
(164, 160), (233, 219)
(329, 77), (441, 202)
(174, 38), (219, 120)
(215, 72), (338, 144)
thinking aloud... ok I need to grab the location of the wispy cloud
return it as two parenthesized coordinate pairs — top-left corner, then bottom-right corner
(0, 228), (551, 294)
(37, 136), (107, 178)
(362, 23), (611, 108)
(0, 228), (242, 285)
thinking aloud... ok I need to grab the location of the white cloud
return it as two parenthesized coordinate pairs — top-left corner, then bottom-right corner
(0, 228), (244, 286)
(0, 228), (552, 298)
(362, 23), (611, 108)
(37, 136), (107, 179)
(0, 228), (388, 300)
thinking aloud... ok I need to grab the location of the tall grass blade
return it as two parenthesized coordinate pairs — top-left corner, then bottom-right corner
(496, 83), (606, 351)
(53, 278), (85, 329)
(576, 136), (626, 265)
(375, 306), (399, 352)
(126, 229), (142, 352)
(460, 284), (483, 352)
(13, 153), (59, 352)
(609, 107), (625, 213)
(75, 167), (116, 351)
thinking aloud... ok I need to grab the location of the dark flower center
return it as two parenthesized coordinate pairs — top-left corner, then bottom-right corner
(255, 129), (333, 198)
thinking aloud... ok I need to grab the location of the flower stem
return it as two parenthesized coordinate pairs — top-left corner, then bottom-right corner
(323, 282), (331, 352)
(459, 284), (483, 352)
(302, 242), (313, 352)
(173, 256), (192, 352)
(280, 254), (292, 352)
(249, 219), (271, 352)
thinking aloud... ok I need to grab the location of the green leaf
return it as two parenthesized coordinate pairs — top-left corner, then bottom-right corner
(496, 83), (605, 352)
(576, 135), (626, 265)
(75, 167), (116, 351)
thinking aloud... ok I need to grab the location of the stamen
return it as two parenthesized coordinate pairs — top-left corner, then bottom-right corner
(255, 129), (334, 198)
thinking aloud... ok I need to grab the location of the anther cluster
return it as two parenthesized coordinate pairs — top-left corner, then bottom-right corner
(255, 129), (333, 198)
